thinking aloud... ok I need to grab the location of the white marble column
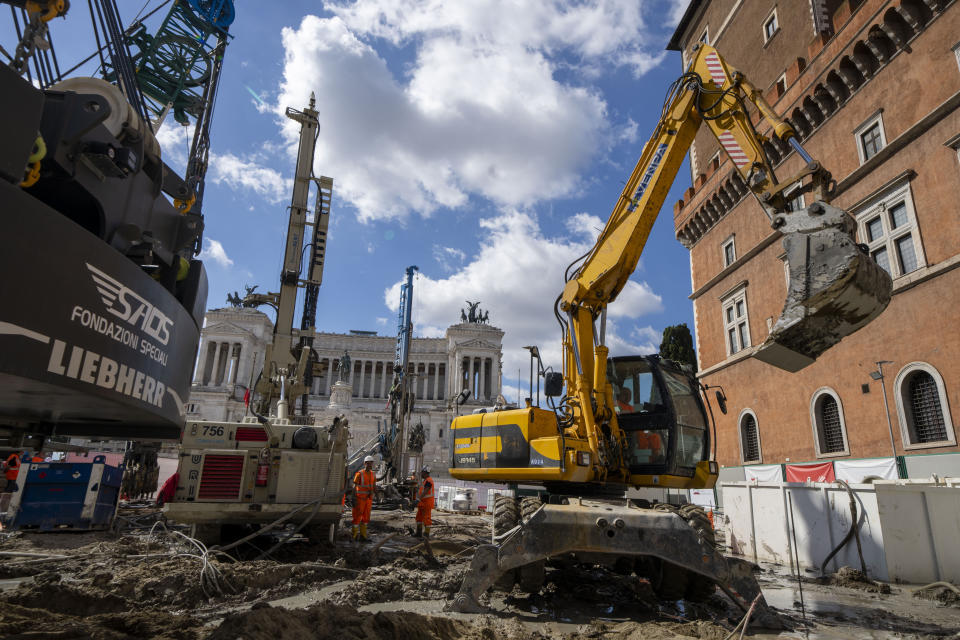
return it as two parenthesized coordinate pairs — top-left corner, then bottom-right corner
(234, 340), (248, 388)
(209, 342), (223, 386)
(380, 362), (388, 398)
(324, 358), (333, 395)
(357, 360), (366, 398)
(192, 338), (204, 384)
(227, 344), (239, 384)
(348, 360), (356, 394)
(432, 364), (439, 400)
(468, 356), (475, 396)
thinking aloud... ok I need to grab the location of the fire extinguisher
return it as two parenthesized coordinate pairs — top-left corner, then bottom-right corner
(255, 448), (269, 487)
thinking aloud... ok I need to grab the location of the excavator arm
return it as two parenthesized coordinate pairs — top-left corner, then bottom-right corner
(558, 45), (891, 481)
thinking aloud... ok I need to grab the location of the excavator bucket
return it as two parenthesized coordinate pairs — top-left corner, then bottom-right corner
(754, 201), (892, 372)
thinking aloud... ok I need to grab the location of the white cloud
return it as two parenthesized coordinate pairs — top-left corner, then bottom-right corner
(268, 2), (671, 222)
(207, 153), (291, 203)
(154, 122), (194, 172)
(432, 245), (466, 273)
(664, 0), (689, 29)
(384, 210), (662, 376)
(376, 317), (389, 326)
(200, 238), (234, 268)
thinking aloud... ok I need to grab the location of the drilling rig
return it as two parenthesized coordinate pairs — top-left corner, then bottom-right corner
(164, 96), (347, 546)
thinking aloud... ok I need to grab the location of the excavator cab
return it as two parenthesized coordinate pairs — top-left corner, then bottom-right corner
(609, 356), (710, 482)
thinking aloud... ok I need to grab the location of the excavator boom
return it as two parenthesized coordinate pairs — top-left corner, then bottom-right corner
(558, 44), (891, 479)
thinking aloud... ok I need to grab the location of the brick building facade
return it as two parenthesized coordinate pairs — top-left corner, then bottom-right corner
(668, 0), (960, 480)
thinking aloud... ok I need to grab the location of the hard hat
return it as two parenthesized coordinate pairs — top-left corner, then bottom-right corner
(421, 465), (430, 474)
(363, 455), (374, 463)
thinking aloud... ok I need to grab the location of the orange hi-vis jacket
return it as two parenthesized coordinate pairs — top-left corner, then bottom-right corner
(417, 475), (434, 506)
(5, 454), (20, 481)
(354, 469), (376, 499)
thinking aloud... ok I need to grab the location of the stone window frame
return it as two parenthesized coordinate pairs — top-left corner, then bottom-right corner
(854, 110), (887, 164)
(852, 179), (926, 280)
(738, 408), (762, 464)
(720, 283), (751, 357)
(893, 362), (957, 450)
(809, 386), (851, 458)
(721, 234), (736, 268)
(762, 7), (780, 44)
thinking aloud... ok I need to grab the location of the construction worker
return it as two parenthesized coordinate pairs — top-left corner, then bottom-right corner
(1, 452), (22, 515)
(352, 455), (376, 541)
(414, 465), (434, 538)
(3, 452), (21, 492)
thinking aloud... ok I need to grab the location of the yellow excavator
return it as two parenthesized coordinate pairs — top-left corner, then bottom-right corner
(448, 45), (892, 622)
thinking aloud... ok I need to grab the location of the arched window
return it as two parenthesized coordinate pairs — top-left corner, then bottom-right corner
(894, 363), (956, 449)
(739, 410), (761, 464)
(810, 387), (849, 457)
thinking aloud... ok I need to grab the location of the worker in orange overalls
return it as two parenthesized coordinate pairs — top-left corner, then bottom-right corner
(414, 466), (435, 538)
(3, 452), (21, 491)
(1, 452), (22, 515)
(352, 455), (376, 542)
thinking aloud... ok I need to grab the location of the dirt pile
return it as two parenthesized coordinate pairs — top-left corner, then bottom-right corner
(913, 583), (960, 607)
(3, 555), (353, 614)
(0, 601), (203, 640)
(330, 553), (468, 607)
(827, 566), (892, 594)
(209, 602), (544, 640)
(581, 619), (732, 640)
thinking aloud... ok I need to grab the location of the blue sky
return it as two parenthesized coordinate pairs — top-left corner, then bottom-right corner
(28, 0), (696, 402)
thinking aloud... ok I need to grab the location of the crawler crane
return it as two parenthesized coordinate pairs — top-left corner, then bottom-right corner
(449, 45), (893, 622)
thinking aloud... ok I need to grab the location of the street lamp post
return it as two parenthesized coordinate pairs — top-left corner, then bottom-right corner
(869, 360), (902, 478)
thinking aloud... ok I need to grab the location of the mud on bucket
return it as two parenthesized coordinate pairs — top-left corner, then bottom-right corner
(754, 201), (893, 372)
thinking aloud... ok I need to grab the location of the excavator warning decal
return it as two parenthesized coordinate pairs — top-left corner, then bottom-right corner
(717, 131), (749, 168)
(703, 52), (726, 87)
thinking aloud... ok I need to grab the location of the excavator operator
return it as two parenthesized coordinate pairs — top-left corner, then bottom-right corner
(352, 455), (376, 542)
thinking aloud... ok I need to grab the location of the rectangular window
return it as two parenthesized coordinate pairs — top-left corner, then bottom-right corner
(775, 73), (787, 97)
(855, 112), (887, 164)
(722, 288), (750, 356)
(855, 181), (925, 279)
(861, 124), (883, 160)
(722, 235), (736, 267)
(783, 182), (805, 212)
(763, 10), (779, 43)
(954, 42), (960, 71)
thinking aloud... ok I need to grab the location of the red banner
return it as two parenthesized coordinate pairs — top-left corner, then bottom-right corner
(785, 461), (835, 483)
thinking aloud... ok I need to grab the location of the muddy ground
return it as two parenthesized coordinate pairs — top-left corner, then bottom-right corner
(1, 505), (958, 639)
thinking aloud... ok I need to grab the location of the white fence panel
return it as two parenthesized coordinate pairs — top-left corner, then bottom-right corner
(722, 481), (888, 580)
(875, 482), (960, 583)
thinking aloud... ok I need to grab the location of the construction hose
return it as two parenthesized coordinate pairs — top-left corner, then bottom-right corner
(819, 479), (867, 576)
